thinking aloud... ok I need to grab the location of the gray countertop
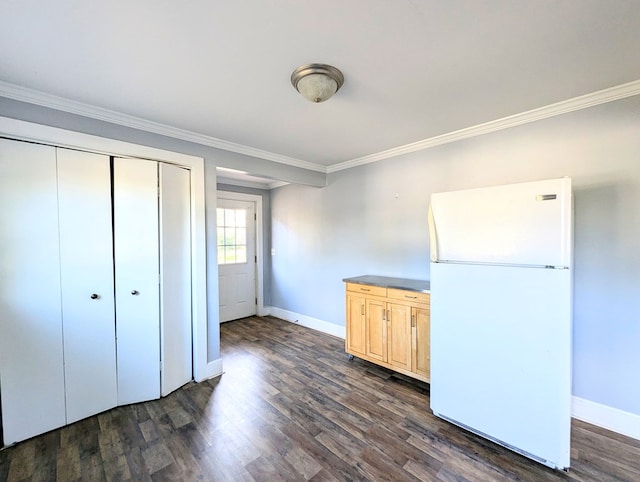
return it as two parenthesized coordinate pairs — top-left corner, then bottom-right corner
(343, 275), (430, 293)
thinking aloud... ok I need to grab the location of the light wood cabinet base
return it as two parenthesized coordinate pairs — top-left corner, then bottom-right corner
(345, 279), (430, 384)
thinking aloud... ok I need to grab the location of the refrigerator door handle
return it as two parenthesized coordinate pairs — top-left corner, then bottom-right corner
(428, 204), (438, 262)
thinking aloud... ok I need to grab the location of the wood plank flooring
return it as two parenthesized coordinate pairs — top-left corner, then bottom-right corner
(1, 316), (639, 481)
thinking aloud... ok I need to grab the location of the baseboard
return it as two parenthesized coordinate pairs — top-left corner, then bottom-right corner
(572, 396), (640, 441)
(267, 307), (346, 339)
(195, 358), (223, 382)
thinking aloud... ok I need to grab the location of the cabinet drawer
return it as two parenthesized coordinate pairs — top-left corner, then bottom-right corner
(346, 282), (387, 297)
(387, 288), (430, 305)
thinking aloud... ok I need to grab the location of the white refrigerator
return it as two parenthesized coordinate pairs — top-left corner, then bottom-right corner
(428, 178), (573, 470)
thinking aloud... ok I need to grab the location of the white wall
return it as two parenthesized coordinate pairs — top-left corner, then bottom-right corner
(270, 95), (640, 417)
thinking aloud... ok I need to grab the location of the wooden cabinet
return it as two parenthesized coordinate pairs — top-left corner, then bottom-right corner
(346, 294), (366, 356)
(366, 298), (387, 362)
(412, 306), (431, 379)
(345, 278), (430, 383)
(388, 302), (411, 370)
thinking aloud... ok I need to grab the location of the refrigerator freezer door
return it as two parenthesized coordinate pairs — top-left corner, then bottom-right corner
(430, 262), (572, 469)
(429, 178), (572, 267)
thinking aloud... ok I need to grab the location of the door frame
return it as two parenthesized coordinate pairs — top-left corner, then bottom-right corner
(0, 116), (214, 382)
(217, 191), (265, 317)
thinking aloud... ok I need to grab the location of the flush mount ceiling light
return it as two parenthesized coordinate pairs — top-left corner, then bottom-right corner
(291, 63), (344, 103)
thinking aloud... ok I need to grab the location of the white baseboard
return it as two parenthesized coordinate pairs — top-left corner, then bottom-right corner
(195, 358), (223, 382)
(572, 396), (640, 440)
(267, 307), (346, 339)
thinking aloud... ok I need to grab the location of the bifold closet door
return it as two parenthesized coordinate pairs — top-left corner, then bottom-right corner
(159, 163), (192, 396)
(57, 148), (117, 423)
(0, 139), (66, 445)
(113, 158), (161, 405)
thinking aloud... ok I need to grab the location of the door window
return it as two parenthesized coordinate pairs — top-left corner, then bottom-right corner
(217, 208), (247, 264)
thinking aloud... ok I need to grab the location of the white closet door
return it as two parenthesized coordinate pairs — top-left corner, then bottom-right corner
(113, 158), (161, 405)
(0, 139), (66, 445)
(159, 163), (193, 396)
(57, 148), (117, 423)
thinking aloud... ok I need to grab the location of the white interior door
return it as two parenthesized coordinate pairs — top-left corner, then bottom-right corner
(217, 199), (256, 322)
(57, 148), (118, 423)
(159, 163), (193, 396)
(0, 139), (66, 445)
(113, 158), (160, 405)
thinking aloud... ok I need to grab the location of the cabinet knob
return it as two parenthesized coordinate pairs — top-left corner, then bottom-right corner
(131, 290), (140, 296)
(90, 293), (99, 300)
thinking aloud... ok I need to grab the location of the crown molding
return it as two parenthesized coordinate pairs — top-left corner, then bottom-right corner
(2, 79), (638, 176)
(328, 79), (640, 173)
(217, 176), (288, 190)
(0, 80), (327, 173)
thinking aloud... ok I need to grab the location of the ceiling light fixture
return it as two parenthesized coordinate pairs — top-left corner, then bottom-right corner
(291, 63), (344, 103)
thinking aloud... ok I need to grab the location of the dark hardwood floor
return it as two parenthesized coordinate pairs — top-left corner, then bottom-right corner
(1, 316), (639, 481)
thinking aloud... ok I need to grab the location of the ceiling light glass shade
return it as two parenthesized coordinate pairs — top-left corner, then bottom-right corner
(297, 74), (338, 103)
(291, 64), (344, 103)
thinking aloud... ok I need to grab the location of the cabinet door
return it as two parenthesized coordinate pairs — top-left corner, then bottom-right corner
(57, 148), (117, 423)
(159, 163), (193, 396)
(366, 298), (387, 362)
(114, 158), (160, 405)
(412, 306), (430, 379)
(388, 303), (412, 370)
(346, 294), (366, 356)
(0, 140), (66, 445)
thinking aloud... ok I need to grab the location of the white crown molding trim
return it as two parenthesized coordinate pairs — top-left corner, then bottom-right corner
(268, 307), (346, 339)
(328, 79), (640, 173)
(217, 176), (289, 190)
(3, 79), (638, 176)
(217, 176), (271, 190)
(0, 80), (327, 173)
(572, 396), (640, 441)
(267, 180), (290, 190)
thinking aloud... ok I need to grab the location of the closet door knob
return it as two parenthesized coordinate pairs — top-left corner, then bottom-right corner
(131, 290), (139, 296)
(90, 293), (99, 300)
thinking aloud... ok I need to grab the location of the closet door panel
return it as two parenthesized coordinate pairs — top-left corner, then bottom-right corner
(0, 139), (66, 445)
(113, 158), (160, 404)
(57, 148), (117, 423)
(160, 163), (193, 396)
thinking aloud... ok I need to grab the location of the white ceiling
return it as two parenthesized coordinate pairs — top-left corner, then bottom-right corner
(1, 1), (639, 172)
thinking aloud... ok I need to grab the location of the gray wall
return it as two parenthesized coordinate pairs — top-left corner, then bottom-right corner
(270, 95), (640, 415)
(217, 183), (272, 306)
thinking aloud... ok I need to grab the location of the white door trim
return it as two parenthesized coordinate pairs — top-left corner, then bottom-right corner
(217, 191), (265, 316)
(0, 116), (212, 382)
